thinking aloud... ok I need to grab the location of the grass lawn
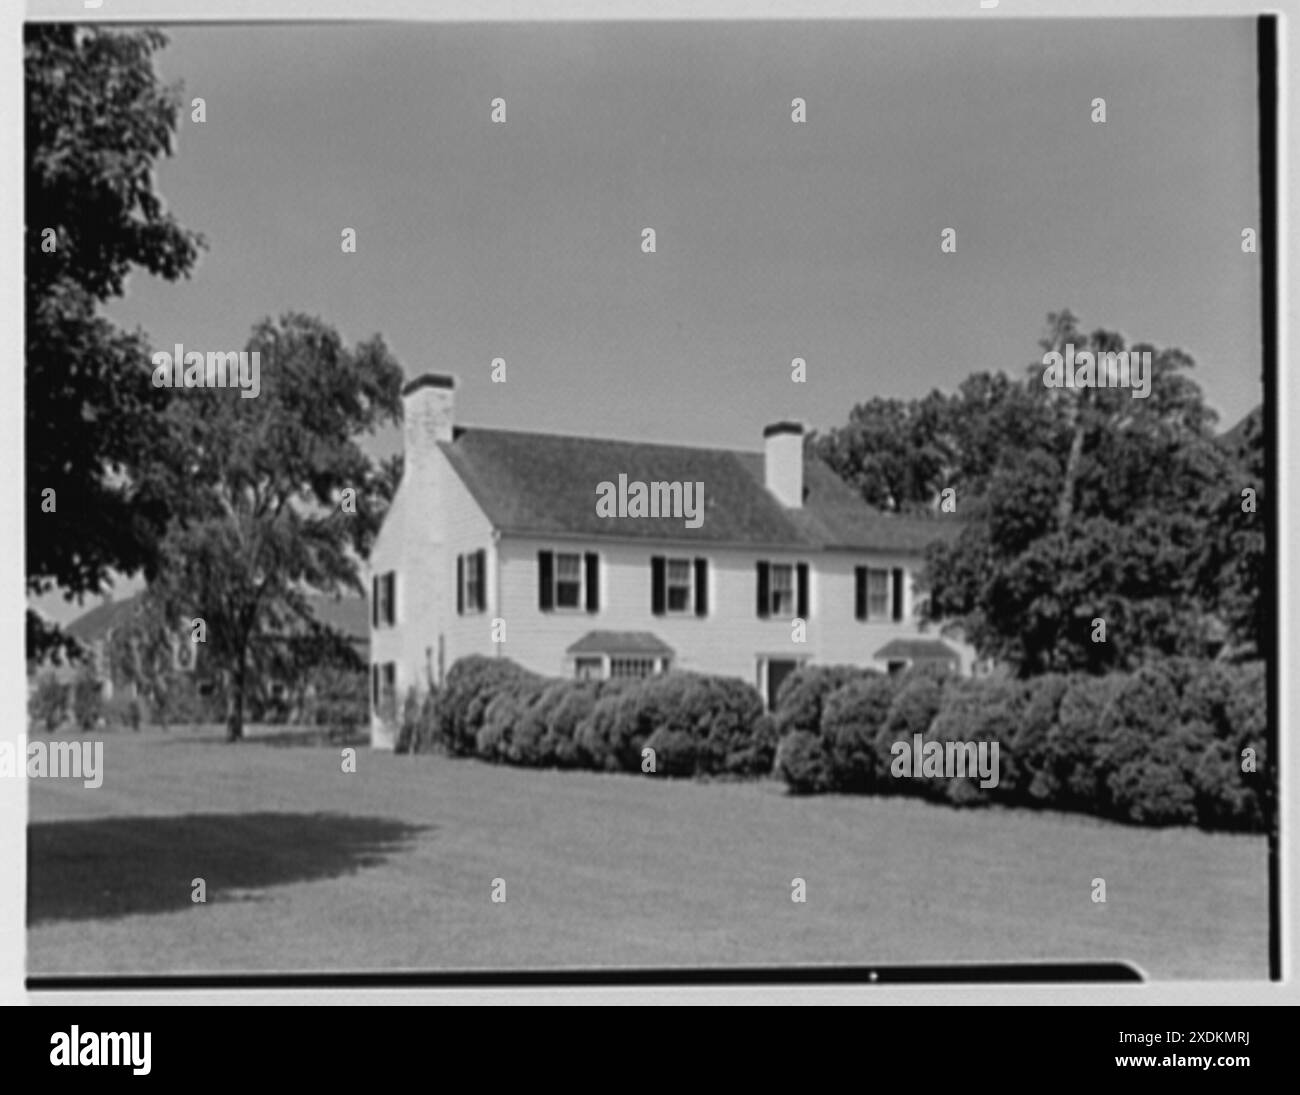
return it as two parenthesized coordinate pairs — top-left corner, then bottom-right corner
(27, 726), (1268, 979)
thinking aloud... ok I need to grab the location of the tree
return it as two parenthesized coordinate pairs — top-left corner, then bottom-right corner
(25, 25), (203, 656)
(1197, 406), (1266, 657)
(141, 313), (403, 740)
(921, 313), (1231, 675)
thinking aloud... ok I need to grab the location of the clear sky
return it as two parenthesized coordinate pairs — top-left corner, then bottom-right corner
(38, 17), (1263, 623)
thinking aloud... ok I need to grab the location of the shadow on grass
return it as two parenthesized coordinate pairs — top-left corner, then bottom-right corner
(28, 812), (427, 925)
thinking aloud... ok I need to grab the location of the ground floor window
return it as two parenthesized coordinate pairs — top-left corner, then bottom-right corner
(610, 656), (658, 679)
(372, 662), (397, 720)
(574, 656), (603, 681)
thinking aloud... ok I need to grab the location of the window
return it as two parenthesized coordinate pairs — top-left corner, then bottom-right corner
(610, 656), (657, 679)
(555, 553), (582, 608)
(756, 561), (809, 619)
(457, 550), (486, 614)
(372, 572), (396, 627)
(652, 556), (707, 617)
(867, 568), (889, 618)
(771, 565), (794, 616)
(539, 550), (599, 612)
(855, 565), (906, 622)
(666, 559), (692, 613)
(373, 662), (397, 719)
(574, 656), (604, 681)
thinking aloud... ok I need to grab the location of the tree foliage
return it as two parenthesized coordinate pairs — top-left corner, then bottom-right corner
(25, 25), (203, 655)
(140, 313), (403, 739)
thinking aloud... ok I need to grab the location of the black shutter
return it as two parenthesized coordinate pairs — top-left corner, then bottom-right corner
(651, 556), (666, 615)
(538, 551), (554, 611)
(892, 567), (905, 621)
(694, 558), (708, 617)
(371, 575), (380, 628)
(476, 549), (487, 612)
(796, 563), (809, 619)
(756, 561), (770, 618)
(371, 665), (379, 708)
(456, 555), (464, 615)
(854, 567), (867, 621)
(585, 552), (599, 613)
(385, 573), (396, 625)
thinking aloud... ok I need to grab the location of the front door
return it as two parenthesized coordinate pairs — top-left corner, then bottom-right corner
(766, 659), (799, 710)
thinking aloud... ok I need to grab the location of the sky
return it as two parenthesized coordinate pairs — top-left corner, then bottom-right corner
(35, 17), (1264, 623)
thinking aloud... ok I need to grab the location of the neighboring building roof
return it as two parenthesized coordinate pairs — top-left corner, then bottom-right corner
(874, 638), (960, 662)
(63, 591), (370, 644)
(438, 427), (958, 553)
(63, 597), (146, 643)
(566, 631), (675, 656)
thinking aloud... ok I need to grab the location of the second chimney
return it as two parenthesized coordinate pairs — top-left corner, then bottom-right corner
(764, 421), (804, 508)
(403, 374), (456, 475)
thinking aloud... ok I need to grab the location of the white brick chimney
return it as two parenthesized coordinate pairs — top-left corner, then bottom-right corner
(402, 374), (456, 476)
(764, 421), (804, 508)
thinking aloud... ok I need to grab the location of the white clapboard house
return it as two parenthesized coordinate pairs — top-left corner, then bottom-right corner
(367, 374), (972, 748)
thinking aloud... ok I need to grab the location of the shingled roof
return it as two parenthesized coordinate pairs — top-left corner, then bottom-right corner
(64, 591), (370, 644)
(438, 427), (957, 553)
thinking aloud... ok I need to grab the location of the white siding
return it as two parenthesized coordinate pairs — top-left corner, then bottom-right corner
(370, 453), (975, 747)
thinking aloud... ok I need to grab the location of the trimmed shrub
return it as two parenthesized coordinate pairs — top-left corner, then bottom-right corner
(477, 681), (548, 761)
(773, 664), (876, 738)
(1095, 664), (1196, 825)
(775, 730), (832, 794)
(726, 711), (779, 777)
(574, 671), (766, 777)
(820, 675), (897, 791)
(438, 656), (542, 756)
(922, 677), (1024, 806)
(1044, 673), (1124, 812)
(875, 669), (947, 795)
(1009, 674), (1069, 805)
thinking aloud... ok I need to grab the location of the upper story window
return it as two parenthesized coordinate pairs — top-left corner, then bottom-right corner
(556, 552), (582, 608)
(855, 565), (906, 622)
(651, 556), (708, 616)
(756, 560), (809, 619)
(538, 550), (599, 613)
(372, 571), (396, 628)
(457, 550), (487, 614)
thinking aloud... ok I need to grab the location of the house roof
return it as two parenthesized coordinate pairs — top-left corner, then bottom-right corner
(566, 631), (675, 656)
(437, 427), (957, 553)
(874, 637), (959, 662)
(64, 591), (370, 644)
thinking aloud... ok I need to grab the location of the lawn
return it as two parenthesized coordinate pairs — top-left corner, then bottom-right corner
(27, 726), (1268, 979)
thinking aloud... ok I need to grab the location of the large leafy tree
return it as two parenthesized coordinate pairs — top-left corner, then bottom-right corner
(921, 314), (1231, 675)
(25, 25), (203, 656)
(141, 313), (403, 740)
(817, 311), (1248, 676)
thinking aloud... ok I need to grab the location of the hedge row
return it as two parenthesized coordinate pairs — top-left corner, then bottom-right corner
(397, 654), (773, 777)
(774, 659), (1269, 831)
